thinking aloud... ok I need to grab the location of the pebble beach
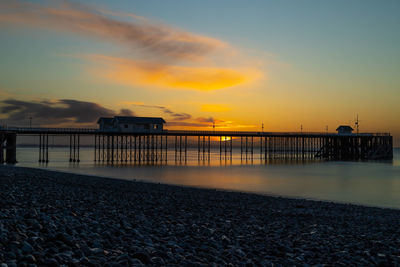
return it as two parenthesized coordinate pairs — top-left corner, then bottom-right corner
(1, 165), (400, 266)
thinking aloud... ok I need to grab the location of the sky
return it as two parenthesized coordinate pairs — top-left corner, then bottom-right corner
(0, 0), (399, 145)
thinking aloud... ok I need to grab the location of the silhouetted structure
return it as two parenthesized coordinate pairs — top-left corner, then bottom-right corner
(336, 125), (354, 135)
(0, 124), (393, 164)
(97, 118), (113, 131)
(97, 116), (165, 132)
(0, 131), (17, 164)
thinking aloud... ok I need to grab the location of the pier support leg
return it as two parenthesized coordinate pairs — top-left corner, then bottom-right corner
(0, 134), (4, 164)
(179, 136), (182, 160)
(94, 135), (97, 162)
(102, 135), (105, 162)
(68, 135), (72, 162)
(230, 136), (233, 159)
(72, 135), (76, 162)
(39, 134), (42, 162)
(46, 134), (49, 163)
(240, 137), (243, 159)
(111, 135), (114, 164)
(130, 136), (132, 162)
(175, 136), (177, 160)
(220, 136), (222, 156)
(225, 136), (227, 157)
(165, 136), (168, 162)
(5, 133), (17, 164)
(76, 135), (80, 163)
(251, 136), (253, 159)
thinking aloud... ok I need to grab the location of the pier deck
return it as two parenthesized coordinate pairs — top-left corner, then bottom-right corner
(0, 127), (393, 163)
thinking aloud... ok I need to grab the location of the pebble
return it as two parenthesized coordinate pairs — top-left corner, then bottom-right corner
(1, 165), (400, 265)
(21, 242), (34, 254)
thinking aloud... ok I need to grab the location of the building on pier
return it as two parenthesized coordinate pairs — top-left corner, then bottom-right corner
(97, 116), (166, 133)
(336, 125), (354, 135)
(97, 117), (114, 131)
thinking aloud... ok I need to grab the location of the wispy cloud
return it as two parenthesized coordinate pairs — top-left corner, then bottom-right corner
(0, 98), (134, 126)
(0, 97), (252, 129)
(124, 102), (227, 128)
(130, 102), (192, 121)
(0, 0), (225, 62)
(165, 117), (222, 128)
(88, 55), (259, 90)
(0, 0), (262, 91)
(166, 117), (255, 129)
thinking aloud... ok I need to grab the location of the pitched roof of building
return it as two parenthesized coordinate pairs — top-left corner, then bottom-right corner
(113, 116), (166, 124)
(336, 125), (354, 131)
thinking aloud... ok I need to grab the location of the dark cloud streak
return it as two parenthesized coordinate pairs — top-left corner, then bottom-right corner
(133, 103), (192, 121)
(0, 98), (134, 126)
(1, 97), (224, 128)
(0, 0), (223, 61)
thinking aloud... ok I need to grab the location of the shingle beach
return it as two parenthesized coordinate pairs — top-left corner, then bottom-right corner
(1, 165), (399, 266)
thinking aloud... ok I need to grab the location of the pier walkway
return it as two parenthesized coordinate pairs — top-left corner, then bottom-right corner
(0, 127), (393, 163)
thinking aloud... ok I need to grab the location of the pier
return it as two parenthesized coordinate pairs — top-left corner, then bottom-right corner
(0, 131), (17, 164)
(0, 127), (393, 164)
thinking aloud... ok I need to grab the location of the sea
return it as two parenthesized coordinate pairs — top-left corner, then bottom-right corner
(14, 146), (400, 209)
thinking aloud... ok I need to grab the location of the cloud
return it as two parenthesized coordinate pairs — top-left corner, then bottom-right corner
(195, 117), (217, 123)
(166, 117), (233, 128)
(170, 112), (192, 121)
(88, 55), (259, 90)
(118, 108), (135, 116)
(124, 102), (227, 128)
(0, 0), (225, 62)
(0, 0), (263, 91)
(0, 97), (248, 129)
(129, 102), (192, 121)
(0, 98), (135, 126)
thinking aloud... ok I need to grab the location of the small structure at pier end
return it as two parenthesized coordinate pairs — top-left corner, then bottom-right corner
(336, 125), (354, 135)
(97, 116), (165, 133)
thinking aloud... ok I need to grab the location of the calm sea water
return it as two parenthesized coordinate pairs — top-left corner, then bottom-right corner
(15, 147), (400, 209)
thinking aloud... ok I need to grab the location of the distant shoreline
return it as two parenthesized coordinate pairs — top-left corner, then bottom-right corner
(1, 165), (400, 265)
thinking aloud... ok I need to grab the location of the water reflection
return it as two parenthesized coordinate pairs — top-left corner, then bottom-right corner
(15, 147), (400, 209)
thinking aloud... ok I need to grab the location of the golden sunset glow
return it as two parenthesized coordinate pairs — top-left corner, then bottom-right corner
(0, 0), (399, 146)
(201, 104), (231, 112)
(209, 136), (232, 142)
(220, 136), (231, 141)
(89, 55), (260, 91)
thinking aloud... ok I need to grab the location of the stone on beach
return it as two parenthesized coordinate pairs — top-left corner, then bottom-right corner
(1, 165), (400, 265)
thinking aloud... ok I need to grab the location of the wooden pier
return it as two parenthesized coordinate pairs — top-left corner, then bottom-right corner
(0, 128), (393, 164)
(0, 131), (17, 164)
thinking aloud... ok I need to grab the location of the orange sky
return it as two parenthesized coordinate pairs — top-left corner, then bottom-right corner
(0, 0), (399, 146)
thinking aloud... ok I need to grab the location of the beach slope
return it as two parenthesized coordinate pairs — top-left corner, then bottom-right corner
(1, 165), (399, 266)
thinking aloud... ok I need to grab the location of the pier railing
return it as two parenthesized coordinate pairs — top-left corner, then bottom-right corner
(1, 127), (391, 137)
(6, 127), (98, 133)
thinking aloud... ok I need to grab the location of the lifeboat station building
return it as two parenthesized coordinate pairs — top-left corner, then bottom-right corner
(97, 116), (165, 133)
